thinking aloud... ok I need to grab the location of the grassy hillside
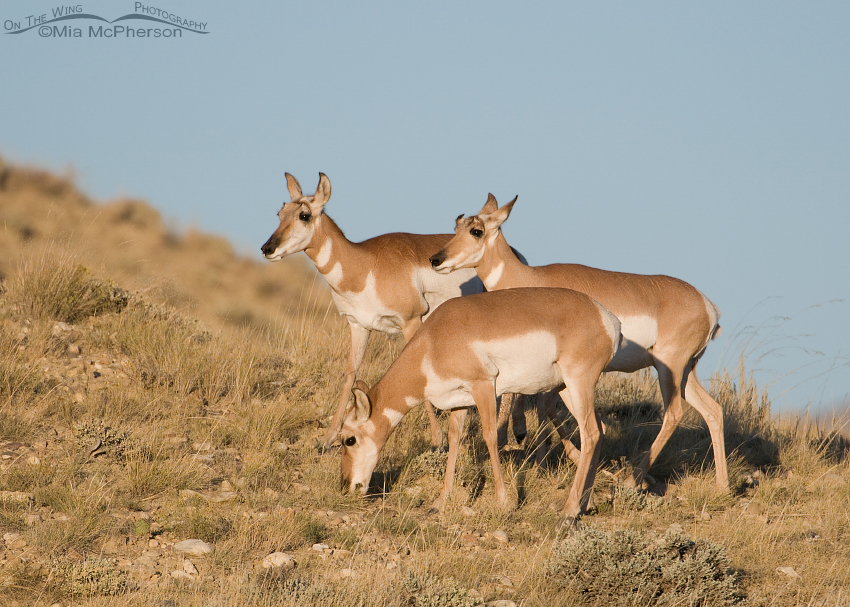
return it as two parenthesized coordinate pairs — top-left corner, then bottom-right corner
(1, 157), (849, 606)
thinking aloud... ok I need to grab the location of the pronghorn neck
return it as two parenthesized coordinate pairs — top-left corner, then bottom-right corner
(478, 230), (525, 290)
(302, 214), (360, 287)
(370, 343), (428, 433)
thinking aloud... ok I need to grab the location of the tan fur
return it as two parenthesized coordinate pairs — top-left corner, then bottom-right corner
(261, 173), (482, 447)
(340, 287), (621, 518)
(430, 194), (728, 489)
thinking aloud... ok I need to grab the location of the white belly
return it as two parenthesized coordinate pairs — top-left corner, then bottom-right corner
(421, 331), (563, 412)
(608, 314), (657, 372)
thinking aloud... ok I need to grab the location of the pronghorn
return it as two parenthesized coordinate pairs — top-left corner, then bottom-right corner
(339, 287), (621, 518)
(429, 195), (727, 489)
(260, 173), (483, 448)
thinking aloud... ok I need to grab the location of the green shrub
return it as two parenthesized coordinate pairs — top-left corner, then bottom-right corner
(546, 525), (743, 606)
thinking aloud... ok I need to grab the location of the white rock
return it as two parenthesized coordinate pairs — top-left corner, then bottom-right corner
(173, 539), (212, 556)
(492, 530), (509, 543)
(311, 543), (330, 552)
(183, 560), (199, 575)
(461, 506), (476, 517)
(262, 552), (296, 569)
(171, 570), (194, 581)
(776, 566), (801, 579)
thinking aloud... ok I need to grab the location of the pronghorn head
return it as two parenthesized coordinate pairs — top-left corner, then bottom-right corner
(429, 194), (516, 274)
(261, 173), (331, 261)
(339, 380), (383, 495)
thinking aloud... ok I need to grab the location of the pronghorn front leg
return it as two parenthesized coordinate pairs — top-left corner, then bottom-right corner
(431, 408), (467, 512)
(470, 382), (510, 509)
(324, 322), (371, 448)
(402, 318), (444, 448)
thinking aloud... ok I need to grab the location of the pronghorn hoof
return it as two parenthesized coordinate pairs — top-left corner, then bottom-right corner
(557, 515), (582, 533)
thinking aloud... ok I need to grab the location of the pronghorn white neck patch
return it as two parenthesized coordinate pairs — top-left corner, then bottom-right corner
(481, 262), (504, 290)
(315, 238), (333, 269)
(381, 408), (404, 428)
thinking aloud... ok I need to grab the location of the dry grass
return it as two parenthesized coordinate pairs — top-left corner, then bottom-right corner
(0, 155), (849, 606)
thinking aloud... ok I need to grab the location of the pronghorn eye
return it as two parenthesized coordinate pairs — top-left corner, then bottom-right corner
(298, 212), (311, 222)
(470, 228), (483, 238)
(344, 436), (356, 447)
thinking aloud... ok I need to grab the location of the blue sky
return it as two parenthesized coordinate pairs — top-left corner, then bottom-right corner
(2, 1), (848, 413)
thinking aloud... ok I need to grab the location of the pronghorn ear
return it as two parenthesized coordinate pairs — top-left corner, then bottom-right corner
(310, 172), (332, 212)
(350, 383), (372, 425)
(285, 173), (303, 201)
(480, 195), (516, 231)
(479, 193), (498, 215)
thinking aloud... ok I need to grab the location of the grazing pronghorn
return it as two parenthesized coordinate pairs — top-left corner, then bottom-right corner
(260, 173), (483, 447)
(339, 287), (621, 518)
(429, 195), (728, 489)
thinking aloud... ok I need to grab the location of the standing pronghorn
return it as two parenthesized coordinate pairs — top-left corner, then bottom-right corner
(339, 287), (621, 518)
(429, 195), (727, 489)
(260, 173), (483, 447)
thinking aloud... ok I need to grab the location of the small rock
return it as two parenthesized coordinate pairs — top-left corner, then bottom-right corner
(183, 560), (199, 575)
(220, 480), (234, 492)
(496, 575), (514, 588)
(339, 568), (356, 578)
(311, 543), (330, 553)
(667, 523), (684, 534)
(492, 530), (509, 543)
(23, 513), (43, 526)
(262, 552), (296, 569)
(149, 539), (160, 549)
(776, 566), (801, 579)
(488, 601), (518, 607)
(27, 455), (41, 466)
(744, 501), (763, 518)
(173, 539), (212, 556)
(170, 570), (194, 582)
(461, 506), (476, 517)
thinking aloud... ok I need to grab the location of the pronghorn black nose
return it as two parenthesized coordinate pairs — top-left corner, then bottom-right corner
(429, 253), (444, 267)
(261, 238), (276, 257)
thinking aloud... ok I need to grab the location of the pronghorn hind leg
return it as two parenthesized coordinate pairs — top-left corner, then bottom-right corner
(511, 393), (528, 444)
(684, 368), (728, 488)
(323, 323), (371, 448)
(496, 393), (512, 448)
(630, 358), (685, 488)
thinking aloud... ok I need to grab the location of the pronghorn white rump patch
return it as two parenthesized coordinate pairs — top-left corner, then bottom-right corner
(471, 331), (563, 396)
(593, 301), (622, 356)
(609, 314), (658, 372)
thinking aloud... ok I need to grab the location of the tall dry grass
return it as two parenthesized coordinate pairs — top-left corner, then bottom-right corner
(1, 155), (849, 605)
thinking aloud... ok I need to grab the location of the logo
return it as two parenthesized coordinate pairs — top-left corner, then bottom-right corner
(4, 3), (209, 38)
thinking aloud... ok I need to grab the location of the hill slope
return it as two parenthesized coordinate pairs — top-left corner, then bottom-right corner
(0, 155), (331, 335)
(0, 157), (849, 606)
